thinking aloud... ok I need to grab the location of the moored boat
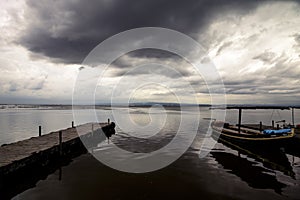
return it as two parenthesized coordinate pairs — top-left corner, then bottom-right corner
(210, 105), (298, 148)
(211, 121), (295, 148)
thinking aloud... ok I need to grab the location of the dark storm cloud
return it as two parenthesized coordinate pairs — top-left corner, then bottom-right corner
(111, 49), (182, 69)
(294, 34), (300, 43)
(110, 62), (193, 78)
(7, 78), (46, 92)
(216, 41), (233, 56)
(258, 53), (300, 79)
(19, 0), (266, 64)
(28, 79), (45, 90)
(9, 83), (19, 92)
(227, 88), (258, 94)
(124, 49), (182, 61)
(253, 50), (277, 64)
(294, 33), (300, 52)
(107, 48), (195, 78)
(223, 78), (256, 86)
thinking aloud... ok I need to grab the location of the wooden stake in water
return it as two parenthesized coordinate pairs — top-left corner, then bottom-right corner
(238, 109), (242, 133)
(39, 126), (42, 137)
(292, 108), (295, 127)
(72, 121), (74, 128)
(259, 122), (262, 132)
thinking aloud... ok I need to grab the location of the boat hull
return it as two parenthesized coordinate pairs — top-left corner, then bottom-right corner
(212, 128), (294, 148)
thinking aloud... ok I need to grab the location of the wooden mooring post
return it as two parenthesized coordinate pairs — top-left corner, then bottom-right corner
(39, 126), (42, 137)
(259, 121), (262, 132)
(238, 109), (242, 133)
(292, 108), (295, 127)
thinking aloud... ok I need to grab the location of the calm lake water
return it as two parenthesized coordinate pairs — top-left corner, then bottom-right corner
(1, 106), (300, 199)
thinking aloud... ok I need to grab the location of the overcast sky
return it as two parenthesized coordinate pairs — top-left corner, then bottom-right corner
(1, 0), (300, 105)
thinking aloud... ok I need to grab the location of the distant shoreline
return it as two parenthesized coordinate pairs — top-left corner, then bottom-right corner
(0, 103), (212, 110)
(0, 102), (300, 109)
(1, 103), (300, 110)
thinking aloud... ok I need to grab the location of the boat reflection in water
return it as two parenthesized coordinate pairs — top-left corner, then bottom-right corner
(208, 105), (300, 194)
(210, 137), (295, 194)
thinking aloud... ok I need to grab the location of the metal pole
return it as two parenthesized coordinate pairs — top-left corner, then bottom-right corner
(238, 109), (242, 133)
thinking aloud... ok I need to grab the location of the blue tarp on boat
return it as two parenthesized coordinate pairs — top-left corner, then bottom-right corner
(263, 129), (291, 135)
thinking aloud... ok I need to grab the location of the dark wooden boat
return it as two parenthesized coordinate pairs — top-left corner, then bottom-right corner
(210, 105), (298, 148)
(211, 121), (295, 148)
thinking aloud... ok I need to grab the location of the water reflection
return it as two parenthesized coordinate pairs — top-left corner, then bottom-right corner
(1, 107), (300, 199)
(210, 138), (297, 194)
(211, 151), (286, 194)
(218, 139), (295, 178)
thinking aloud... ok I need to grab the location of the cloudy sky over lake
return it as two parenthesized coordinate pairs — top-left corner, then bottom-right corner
(1, 0), (300, 104)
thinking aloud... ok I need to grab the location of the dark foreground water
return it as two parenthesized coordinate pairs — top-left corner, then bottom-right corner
(1, 106), (300, 199)
(12, 143), (300, 200)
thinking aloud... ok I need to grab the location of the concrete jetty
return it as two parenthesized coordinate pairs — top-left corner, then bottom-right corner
(0, 122), (115, 178)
